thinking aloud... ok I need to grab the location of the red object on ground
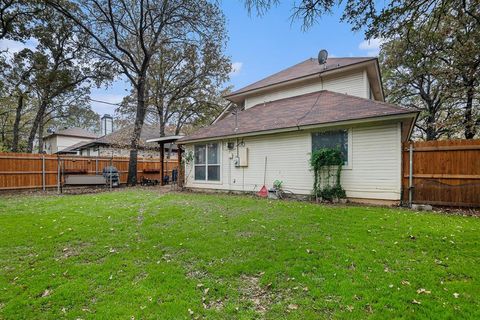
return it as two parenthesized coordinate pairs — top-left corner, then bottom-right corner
(257, 185), (268, 198)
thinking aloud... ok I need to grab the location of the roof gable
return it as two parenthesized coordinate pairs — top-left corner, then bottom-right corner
(226, 57), (376, 98)
(44, 127), (98, 139)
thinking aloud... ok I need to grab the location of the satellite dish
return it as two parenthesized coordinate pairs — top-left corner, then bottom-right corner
(318, 49), (328, 65)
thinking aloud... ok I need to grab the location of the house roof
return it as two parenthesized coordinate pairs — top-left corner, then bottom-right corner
(72, 124), (178, 151)
(178, 90), (417, 143)
(43, 127), (98, 139)
(226, 57), (376, 98)
(56, 141), (92, 154)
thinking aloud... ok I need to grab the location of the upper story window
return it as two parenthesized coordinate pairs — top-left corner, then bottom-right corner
(312, 129), (349, 165)
(194, 143), (220, 181)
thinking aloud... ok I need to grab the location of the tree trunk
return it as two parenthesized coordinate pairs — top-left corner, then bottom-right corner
(464, 83), (476, 139)
(127, 77), (147, 186)
(38, 121), (44, 153)
(425, 105), (438, 141)
(27, 100), (47, 153)
(11, 94), (24, 152)
(37, 121), (44, 153)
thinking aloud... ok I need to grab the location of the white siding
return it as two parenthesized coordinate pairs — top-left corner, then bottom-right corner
(44, 136), (96, 154)
(184, 121), (402, 201)
(244, 71), (367, 109)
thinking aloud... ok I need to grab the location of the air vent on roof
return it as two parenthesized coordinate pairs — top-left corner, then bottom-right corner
(318, 49), (328, 65)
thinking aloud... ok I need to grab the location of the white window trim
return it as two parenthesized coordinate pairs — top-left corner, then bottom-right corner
(193, 142), (222, 184)
(310, 128), (353, 170)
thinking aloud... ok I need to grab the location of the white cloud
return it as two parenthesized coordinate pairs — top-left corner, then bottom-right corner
(358, 38), (384, 57)
(230, 62), (243, 76)
(0, 38), (37, 55)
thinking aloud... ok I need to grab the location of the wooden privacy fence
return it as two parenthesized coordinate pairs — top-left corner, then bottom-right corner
(0, 152), (178, 190)
(402, 139), (480, 207)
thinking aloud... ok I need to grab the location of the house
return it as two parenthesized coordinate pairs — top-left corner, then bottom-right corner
(71, 124), (178, 159)
(178, 54), (418, 204)
(43, 127), (98, 154)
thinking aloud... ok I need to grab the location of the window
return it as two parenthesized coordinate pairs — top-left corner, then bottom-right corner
(194, 143), (220, 181)
(312, 129), (349, 165)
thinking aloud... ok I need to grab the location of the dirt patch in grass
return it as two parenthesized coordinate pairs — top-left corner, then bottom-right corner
(132, 271), (149, 284)
(236, 231), (255, 238)
(55, 242), (92, 260)
(186, 267), (209, 280)
(137, 205), (145, 225)
(240, 274), (274, 314)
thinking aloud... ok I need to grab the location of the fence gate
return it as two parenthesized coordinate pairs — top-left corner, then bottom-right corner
(402, 139), (480, 207)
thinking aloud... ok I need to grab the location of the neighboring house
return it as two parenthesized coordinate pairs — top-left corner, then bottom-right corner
(178, 55), (418, 204)
(43, 128), (98, 154)
(71, 124), (178, 159)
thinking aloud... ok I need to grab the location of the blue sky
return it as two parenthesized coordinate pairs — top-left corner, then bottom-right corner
(0, 1), (382, 115)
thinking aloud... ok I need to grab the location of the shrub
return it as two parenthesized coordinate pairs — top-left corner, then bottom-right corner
(310, 148), (346, 201)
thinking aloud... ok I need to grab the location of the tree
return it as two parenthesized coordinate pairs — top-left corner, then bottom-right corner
(244, 0), (479, 39)
(47, 0), (228, 185)
(0, 0), (40, 40)
(51, 104), (100, 133)
(438, 3), (480, 139)
(381, 3), (479, 140)
(0, 6), (109, 152)
(115, 42), (230, 138)
(22, 9), (106, 152)
(246, 0), (479, 139)
(0, 48), (35, 151)
(146, 41), (230, 136)
(380, 27), (457, 140)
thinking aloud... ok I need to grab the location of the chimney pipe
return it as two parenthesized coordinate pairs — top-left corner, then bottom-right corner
(101, 114), (113, 136)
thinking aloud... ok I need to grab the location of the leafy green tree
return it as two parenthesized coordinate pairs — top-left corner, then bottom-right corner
(46, 0), (228, 185)
(437, 3), (480, 139)
(0, 0), (41, 40)
(0, 7), (109, 152)
(23, 9), (107, 152)
(0, 48), (35, 151)
(247, 0), (479, 139)
(146, 41), (230, 136)
(381, 3), (479, 140)
(244, 0), (479, 38)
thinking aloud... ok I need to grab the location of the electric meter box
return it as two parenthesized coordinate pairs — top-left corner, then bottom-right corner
(238, 147), (248, 167)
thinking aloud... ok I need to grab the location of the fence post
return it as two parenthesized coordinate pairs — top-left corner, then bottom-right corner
(110, 153), (113, 190)
(42, 155), (46, 191)
(408, 143), (414, 207)
(57, 155), (61, 194)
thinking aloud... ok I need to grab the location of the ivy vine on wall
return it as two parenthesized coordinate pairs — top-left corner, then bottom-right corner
(310, 148), (346, 201)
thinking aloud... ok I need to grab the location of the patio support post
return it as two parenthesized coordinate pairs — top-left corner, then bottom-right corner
(57, 155), (61, 194)
(42, 155), (46, 191)
(160, 142), (165, 186)
(178, 145), (183, 188)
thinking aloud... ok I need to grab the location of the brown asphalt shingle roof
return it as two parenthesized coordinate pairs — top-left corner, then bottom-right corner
(57, 141), (92, 154)
(179, 90), (416, 143)
(44, 127), (98, 139)
(73, 125), (177, 150)
(226, 57), (375, 97)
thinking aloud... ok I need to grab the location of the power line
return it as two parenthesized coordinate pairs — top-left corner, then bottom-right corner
(88, 98), (122, 106)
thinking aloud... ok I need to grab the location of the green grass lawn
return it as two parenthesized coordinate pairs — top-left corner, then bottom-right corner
(0, 190), (479, 319)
